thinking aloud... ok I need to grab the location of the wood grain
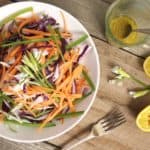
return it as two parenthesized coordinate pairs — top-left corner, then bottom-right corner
(0, 138), (56, 150)
(50, 38), (150, 150)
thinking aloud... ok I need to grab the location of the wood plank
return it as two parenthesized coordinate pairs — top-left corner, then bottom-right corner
(50, 38), (150, 149)
(0, 138), (55, 150)
(0, 0), (149, 149)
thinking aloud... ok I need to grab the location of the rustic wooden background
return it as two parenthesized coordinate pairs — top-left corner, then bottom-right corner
(0, 0), (150, 150)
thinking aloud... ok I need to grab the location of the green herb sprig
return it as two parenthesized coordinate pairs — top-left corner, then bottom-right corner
(110, 66), (150, 98)
(21, 51), (53, 88)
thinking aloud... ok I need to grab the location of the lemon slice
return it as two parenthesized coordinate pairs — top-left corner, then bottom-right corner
(143, 56), (150, 78)
(136, 105), (150, 132)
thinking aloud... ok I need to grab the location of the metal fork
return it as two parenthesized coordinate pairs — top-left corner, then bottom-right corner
(62, 108), (126, 150)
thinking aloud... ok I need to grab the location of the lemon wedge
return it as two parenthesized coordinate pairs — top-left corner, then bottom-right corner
(136, 105), (150, 132)
(143, 56), (150, 78)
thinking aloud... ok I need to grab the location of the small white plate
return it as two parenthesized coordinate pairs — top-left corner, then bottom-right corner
(0, 1), (100, 143)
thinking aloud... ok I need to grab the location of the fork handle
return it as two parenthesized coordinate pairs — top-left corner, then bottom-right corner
(62, 132), (95, 150)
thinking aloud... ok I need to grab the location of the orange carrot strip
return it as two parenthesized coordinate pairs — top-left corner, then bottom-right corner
(39, 104), (67, 129)
(67, 98), (75, 112)
(27, 85), (53, 93)
(40, 55), (46, 64)
(35, 42), (47, 47)
(56, 62), (72, 85)
(0, 66), (6, 88)
(61, 32), (72, 39)
(22, 28), (51, 36)
(0, 114), (4, 122)
(57, 76), (72, 91)
(4, 46), (21, 61)
(0, 66), (5, 81)
(67, 94), (82, 99)
(3, 52), (22, 82)
(14, 98), (36, 117)
(18, 16), (38, 33)
(24, 103), (36, 117)
(7, 52), (22, 73)
(23, 35), (44, 40)
(72, 65), (83, 78)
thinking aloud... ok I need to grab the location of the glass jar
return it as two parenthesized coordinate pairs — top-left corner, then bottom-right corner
(105, 0), (150, 48)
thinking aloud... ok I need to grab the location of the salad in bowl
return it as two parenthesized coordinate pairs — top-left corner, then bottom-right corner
(0, 1), (99, 143)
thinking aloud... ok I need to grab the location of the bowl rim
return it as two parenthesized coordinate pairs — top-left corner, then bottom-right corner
(0, 1), (100, 143)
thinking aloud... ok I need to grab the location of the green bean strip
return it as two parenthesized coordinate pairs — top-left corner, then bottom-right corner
(0, 36), (58, 48)
(0, 91), (14, 108)
(42, 55), (59, 68)
(66, 34), (88, 50)
(0, 7), (33, 27)
(82, 70), (95, 91)
(55, 111), (84, 119)
(47, 25), (65, 62)
(4, 119), (56, 128)
(4, 112), (84, 127)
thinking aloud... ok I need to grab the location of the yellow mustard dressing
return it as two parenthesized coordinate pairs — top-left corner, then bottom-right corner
(110, 16), (138, 44)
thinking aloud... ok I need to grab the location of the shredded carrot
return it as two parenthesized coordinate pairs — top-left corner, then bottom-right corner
(47, 48), (58, 58)
(7, 51), (22, 73)
(4, 46), (21, 61)
(40, 55), (46, 64)
(22, 28), (51, 37)
(27, 85), (53, 93)
(18, 16), (38, 33)
(56, 61), (72, 85)
(0, 114), (4, 122)
(39, 55), (47, 77)
(68, 99), (75, 112)
(14, 98), (36, 117)
(39, 104), (67, 129)
(61, 32), (72, 39)
(24, 103), (36, 117)
(23, 35), (44, 40)
(57, 76), (72, 91)
(0, 12), (92, 130)
(35, 42), (47, 47)
(48, 41), (56, 47)
(0, 66), (6, 88)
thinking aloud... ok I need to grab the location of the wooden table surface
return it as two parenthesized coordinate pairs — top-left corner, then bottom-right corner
(0, 0), (150, 150)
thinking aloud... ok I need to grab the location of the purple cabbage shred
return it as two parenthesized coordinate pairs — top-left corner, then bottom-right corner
(2, 100), (11, 113)
(77, 45), (89, 62)
(61, 38), (68, 54)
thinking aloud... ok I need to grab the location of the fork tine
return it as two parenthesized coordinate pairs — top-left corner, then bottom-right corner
(104, 118), (126, 131)
(100, 108), (119, 123)
(100, 107), (118, 120)
(100, 108), (126, 132)
(102, 116), (125, 128)
(101, 108), (124, 124)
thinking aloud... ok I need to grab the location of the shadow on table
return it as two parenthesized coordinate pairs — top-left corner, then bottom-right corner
(59, 122), (94, 150)
(128, 91), (150, 117)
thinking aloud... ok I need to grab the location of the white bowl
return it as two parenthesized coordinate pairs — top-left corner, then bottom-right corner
(0, 1), (100, 143)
